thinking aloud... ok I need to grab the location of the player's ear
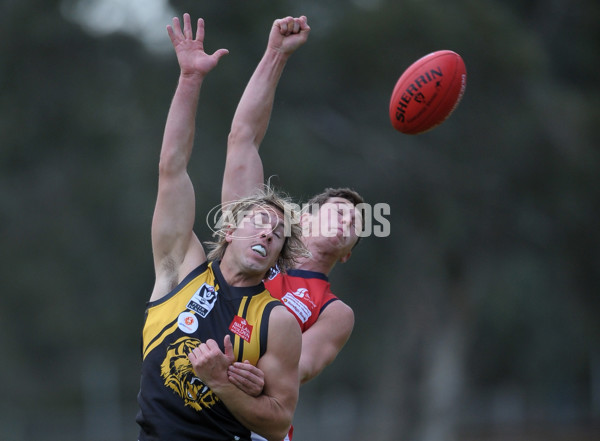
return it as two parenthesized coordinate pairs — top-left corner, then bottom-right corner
(224, 224), (235, 243)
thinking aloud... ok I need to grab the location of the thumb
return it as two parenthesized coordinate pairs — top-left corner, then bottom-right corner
(224, 334), (234, 362)
(212, 48), (229, 62)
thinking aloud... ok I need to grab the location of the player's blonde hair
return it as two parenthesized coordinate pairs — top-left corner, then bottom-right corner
(206, 185), (310, 272)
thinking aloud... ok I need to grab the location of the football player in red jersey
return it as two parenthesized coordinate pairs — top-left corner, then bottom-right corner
(221, 15), (365, 441)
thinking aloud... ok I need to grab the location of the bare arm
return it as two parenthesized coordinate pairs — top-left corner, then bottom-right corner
(150, 14), (228, 301)
(228, 299), (354, 395)
(298, 300), (354, 384)
(189, 306), (301, 441)
(222, 16), (310, 205)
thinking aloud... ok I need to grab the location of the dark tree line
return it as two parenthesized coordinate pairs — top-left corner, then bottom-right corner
(1, 0), (598, 439)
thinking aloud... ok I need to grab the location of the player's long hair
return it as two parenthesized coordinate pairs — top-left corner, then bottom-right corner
(206, 184), (310, 273)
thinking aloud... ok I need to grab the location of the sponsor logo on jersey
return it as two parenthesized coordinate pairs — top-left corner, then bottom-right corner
(290, 288), (317, 308)
(187, 283), (218, 318)
(177, 312), (199, 334)
(281, 292), (312, 324)
(229, 315), (253, 342)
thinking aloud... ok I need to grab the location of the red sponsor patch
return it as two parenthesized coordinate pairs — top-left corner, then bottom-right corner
(229, 315), (253, 343)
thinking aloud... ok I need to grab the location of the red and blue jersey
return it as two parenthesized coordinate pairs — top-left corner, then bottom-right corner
(265, 268), (338, 332)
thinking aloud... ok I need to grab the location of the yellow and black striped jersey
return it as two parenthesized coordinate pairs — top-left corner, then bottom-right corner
(136, 260), (281, 441)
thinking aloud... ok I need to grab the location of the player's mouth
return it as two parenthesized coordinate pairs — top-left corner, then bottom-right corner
(251, 244), (267, 257)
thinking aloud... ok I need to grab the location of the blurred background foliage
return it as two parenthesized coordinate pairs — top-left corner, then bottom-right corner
(1, 0), (598, 440)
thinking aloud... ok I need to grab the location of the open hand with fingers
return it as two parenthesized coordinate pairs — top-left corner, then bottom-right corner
(167, 13), (229, 78)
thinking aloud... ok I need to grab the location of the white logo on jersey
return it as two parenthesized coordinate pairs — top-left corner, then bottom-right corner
(187, 283), (218, 318)
(267, 265), (281, 280)
(292, 288), (309, 298)
(290, 288), (316, 308)
(282, 293), (311, 323)
(177, 312), (199, 334)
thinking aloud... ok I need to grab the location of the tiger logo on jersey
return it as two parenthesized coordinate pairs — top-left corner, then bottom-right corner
(160, 336), (220, 411)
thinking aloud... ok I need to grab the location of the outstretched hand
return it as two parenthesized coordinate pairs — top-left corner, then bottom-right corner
(167, 13), (229, 78)
(269, 16), (311, 55)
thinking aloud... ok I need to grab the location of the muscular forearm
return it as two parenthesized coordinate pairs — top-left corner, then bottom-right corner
(223, 16), (309, 204)
(297, 303), (355, 385)
(228, 48), (290, 149)
(298, 351), (330, 385)
(223, 49), (289, 204)
(160, 74), (204, 172)
(211, 382), (293, 441)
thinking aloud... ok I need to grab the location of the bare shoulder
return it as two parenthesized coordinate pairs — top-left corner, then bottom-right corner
(320, 299), (355, 328)
(270, 304), (303, 333)
(261, 305), (301, 371)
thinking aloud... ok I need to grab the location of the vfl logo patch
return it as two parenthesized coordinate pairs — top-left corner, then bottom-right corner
(267, 265), (281, 281)
(187, 283), (218, 318)
(229, 316), (253, 343)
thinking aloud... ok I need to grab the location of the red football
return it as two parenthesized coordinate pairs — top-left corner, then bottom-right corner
(389, 50), (467, 135)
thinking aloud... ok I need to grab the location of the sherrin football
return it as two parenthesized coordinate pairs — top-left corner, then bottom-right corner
(389, 50), (467, 135)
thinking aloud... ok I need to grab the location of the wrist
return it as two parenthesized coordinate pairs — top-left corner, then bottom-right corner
(266, 46), (292, 63)
(178, 71), (205, 85)
(209, 378), (237, 399)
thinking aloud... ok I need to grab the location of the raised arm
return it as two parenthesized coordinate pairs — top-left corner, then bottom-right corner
(150, 14), (228, 301)
(222, 16), (310, 205)
(189, 306), (301, 441)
